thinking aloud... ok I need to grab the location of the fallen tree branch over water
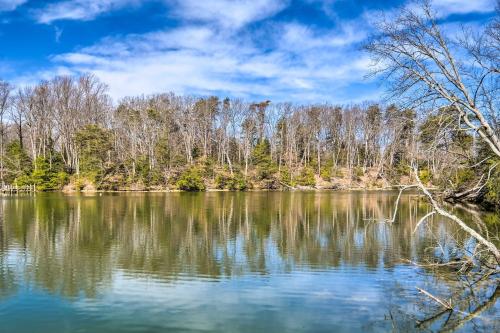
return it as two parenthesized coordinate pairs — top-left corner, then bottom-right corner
(390, 166), (500, 264)
(413, 211), (436, 233)
(444, 162), (499, 203)
(412, 166), (500, 264)
(386, 185), (418, 223)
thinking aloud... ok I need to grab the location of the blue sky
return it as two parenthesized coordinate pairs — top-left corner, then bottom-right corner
(0, 0), (497, 103)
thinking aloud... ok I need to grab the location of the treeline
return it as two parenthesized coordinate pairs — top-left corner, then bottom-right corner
(0, 74), (497, 203)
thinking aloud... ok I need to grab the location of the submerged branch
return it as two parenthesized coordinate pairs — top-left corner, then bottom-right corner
(416, 287), (453, 310)
(440, 285), (500, 333)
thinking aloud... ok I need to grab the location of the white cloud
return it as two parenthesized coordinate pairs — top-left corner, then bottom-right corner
(363, 0), (497, 27)
(279, 21), (367, 50)
(46, 18), (373, 103)
(0, 0), (27, 12)
(34, 0), (289, 27)
(35, 0), (141, 24)
(431, 0), (497, 16)
(2, 0), (494, 105)
(167, 0), (289, 29)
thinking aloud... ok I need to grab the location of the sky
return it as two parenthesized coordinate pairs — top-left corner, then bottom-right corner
(0, 0), (497, 104)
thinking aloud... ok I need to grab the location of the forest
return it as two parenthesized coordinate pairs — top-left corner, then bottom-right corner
(0, 2), (498, 215)
(0, 74), (498, 207)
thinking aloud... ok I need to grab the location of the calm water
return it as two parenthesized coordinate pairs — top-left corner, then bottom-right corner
(0, 191), (498, 332)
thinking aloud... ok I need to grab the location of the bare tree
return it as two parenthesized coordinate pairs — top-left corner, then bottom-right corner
(365, 0), (499, 277)
(11, 88), (29, 148)
(366, 0), (500, 158)
(0, 80), (13, 184)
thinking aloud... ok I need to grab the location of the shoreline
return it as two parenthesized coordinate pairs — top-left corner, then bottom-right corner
(10, 187), (495, 213)
(58, 186), (403, 194)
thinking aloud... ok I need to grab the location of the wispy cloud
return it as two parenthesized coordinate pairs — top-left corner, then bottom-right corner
(432, 0), (497, 16)
(8, 0), (495, 104)
(363, 0), (497, 27)
(34, 0), (141, 24)
(49, 17), (372, 103)
(0, 0), (27, 12)
(167, 0), (289, 29)
(34, 0), (289, 26)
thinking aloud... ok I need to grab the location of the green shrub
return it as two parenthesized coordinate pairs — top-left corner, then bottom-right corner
(215, 173), (248, 191)
(215, 174), (227, 189)
(72, 176), (85, 191)
(395, 164), (411, 176)
(279, 168), (296, 187)
(418, 168), (432, 184)
(455, 168), (475, 186)
(28, 156), (69, 191)
(252, 140), (276, 180)
(483, 212), (500, 226)
(199, 157), (216, 179)
(176, 168), (206, 191)
(320, 167), (331, 181)
(14, 174), (32, 187)
(296, 167), (315, 187)
(150, 169), (164, 186)
(227, 174), (247, 191)
(5, 141), (32, 183)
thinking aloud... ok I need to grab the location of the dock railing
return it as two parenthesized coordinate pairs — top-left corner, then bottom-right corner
(0, 184), (36, 193)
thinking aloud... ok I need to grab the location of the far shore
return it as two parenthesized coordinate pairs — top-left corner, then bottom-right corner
(57, 185), (416, 194)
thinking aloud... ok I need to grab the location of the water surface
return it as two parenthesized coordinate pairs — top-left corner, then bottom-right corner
(0, 191), (498, 332)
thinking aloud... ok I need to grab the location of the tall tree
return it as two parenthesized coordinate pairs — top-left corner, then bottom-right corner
(0, 80), (13, 184)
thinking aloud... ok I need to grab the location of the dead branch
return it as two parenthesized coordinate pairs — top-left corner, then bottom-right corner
(402, 258), (468, 268)
(416, 308), (452, 328)
(279, 181), (296, 190)
(440, 285), (499, 333)
(413, 166), (500, 263)
(416, 287), (453, 310)
(413, 211), (436, 233)
(445, 162), (499, 202)
(387, 184), (418, 223)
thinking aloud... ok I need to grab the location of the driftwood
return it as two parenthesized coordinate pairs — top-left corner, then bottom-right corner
(279, 181), (296, 190)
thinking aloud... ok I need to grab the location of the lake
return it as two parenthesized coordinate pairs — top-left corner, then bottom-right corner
(0, 191), (498, 332)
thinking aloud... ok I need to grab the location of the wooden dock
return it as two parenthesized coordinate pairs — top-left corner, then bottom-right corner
(0, 184), (36, 193)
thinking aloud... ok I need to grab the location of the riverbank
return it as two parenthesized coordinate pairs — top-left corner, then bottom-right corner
(58, 167), (411, 193)
(59, 186), (400, 194)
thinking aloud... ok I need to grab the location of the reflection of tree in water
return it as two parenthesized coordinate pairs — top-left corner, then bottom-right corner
(0, 192), (497, 330)
(382, 267), (499, 332)
(0, 199), (18, 299)
(0, 195), (115, 298)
